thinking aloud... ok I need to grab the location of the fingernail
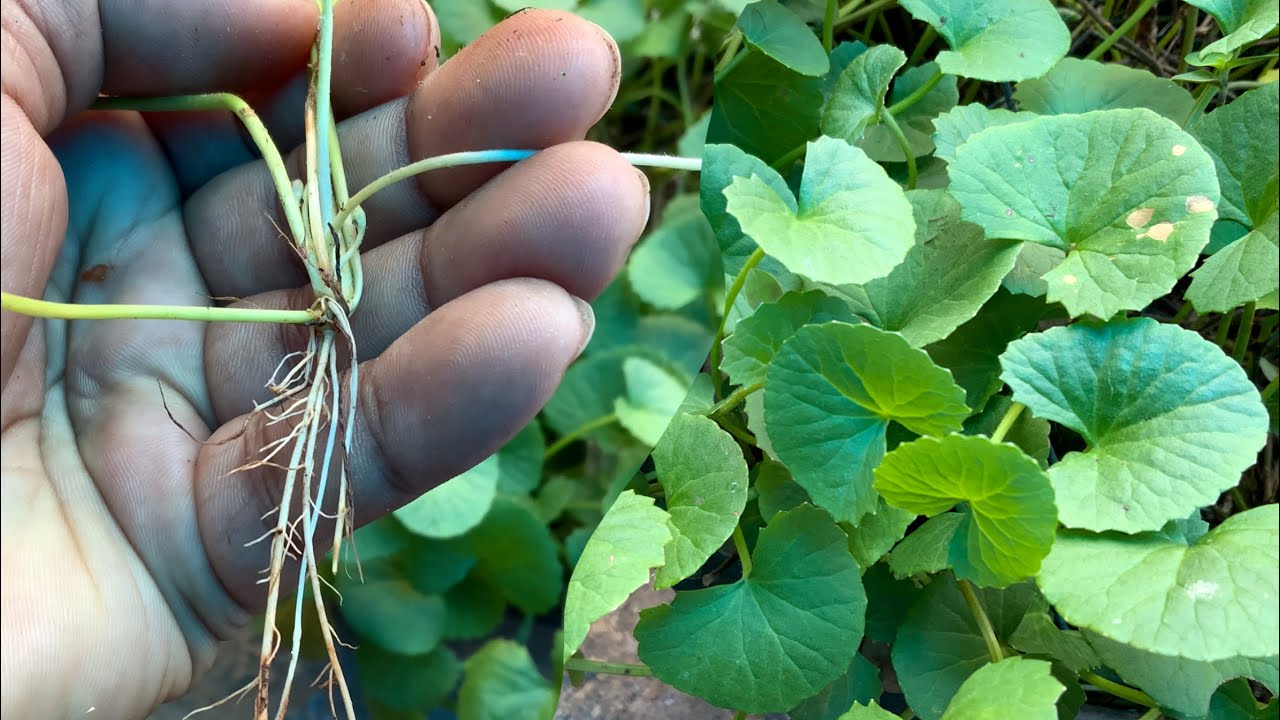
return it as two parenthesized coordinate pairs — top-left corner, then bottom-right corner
(636, 167), (651, 227)
(571, 295), (596, 357)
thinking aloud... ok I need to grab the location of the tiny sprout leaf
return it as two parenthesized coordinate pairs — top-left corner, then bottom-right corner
(931, 104), (1037, 165)
(1189, 82), (1279, 232)
(635, 505), (867, 713)
(563, 490), (671, 658)
(832, 189), (1022, 347)
(724, 135), (916, 287)
(887, 512), (963, 578)
(875, 434), (1057, 587)
(1038, 505), (1280, 662)
(765, 322), (969, 523)
(894, 576), (1046, 720)
(821, 44), (907, 143)
(940, 657), (1065, 720)
(1084, 631), (1279, 718)
(1013, 58), (1195, 122)
(457, 639), (556, 720)
(897, 0), (1069, 82)
(1000, 318), (1269, 532)
(737, 1), (830, 76)
(948, 108), (1221, 319)
(1186, 212), (1280, 312)
(722, 289), (861, 388)
(652, 413), (750, 588)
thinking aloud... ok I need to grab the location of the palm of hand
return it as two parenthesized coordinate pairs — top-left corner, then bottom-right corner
(0, 3), (645, 718)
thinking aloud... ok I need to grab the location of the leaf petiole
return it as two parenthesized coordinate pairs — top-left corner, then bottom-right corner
(957, 579), (1003, 663)
(562, 658), (654, 677)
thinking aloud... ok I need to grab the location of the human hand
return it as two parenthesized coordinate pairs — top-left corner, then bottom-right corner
(0, 2), (648, 717)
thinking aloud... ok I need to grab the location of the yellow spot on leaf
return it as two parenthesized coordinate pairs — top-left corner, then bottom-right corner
(1186, 195), (1215, 213)
(1172, 144), (1187, 156)
(1126, 207), (1155, 228)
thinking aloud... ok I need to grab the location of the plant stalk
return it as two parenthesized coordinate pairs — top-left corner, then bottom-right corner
(990, 402), (1025, 444)
(957, 579), (1002, 663)
(562, 658), (654, 677)
(710, 248), (767, 395)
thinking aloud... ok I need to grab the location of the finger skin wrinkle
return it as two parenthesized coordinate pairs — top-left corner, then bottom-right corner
(2, 0), (100, 134)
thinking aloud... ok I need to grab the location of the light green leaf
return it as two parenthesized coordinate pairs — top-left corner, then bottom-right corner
(709, 53), (824, 165)
(821, 44), (907, 143)
(932, 103), (1037, 165)
(653, 414), (750, 588)
(765, 322), (969, 523)
(792, 654), (883, 720)
(1009, 613), (1101, 673)
(701, 144), (802, 281)
(1190, 83), (1280, 231)
(394, 455), (499, 539)
(463, 497), (564, 614)
(831, 189), (1022, 347)
(737, 0), (829, 76)
(862, 62), (960, 162)
(614, 356), (689, 446)
(837, 701), (900, 720)
(458, 639), (556, 720)
(894, 575), (1046, 720)
(875, 434), (1057, 587)
(1187, 213), (1280, 312)
(845, 499), (916, 571)
(1000, 318), (1270, 532)
(627, 194), (719, 310)
(724, 136), (916, 286)
(722, 290), (861, 387)
(1185, 0), (1280, 64)
(924, 289), (1046, 413)
(1037, 505), (1280, 662)
(576, 0), (646, 43)
(754, 459), (809, 522)
(898, 0), (1069, 81)
(887, 512), (963, 578)
(563, 490), (671, 657)
(1085, 631), (1278, 719)
(337, 564), (446, 656)
(940, 657), (1065, 720)
(1014, 58), (1195, 122)
(635, 505), (867, 713)
(948, 109), (1222, 319)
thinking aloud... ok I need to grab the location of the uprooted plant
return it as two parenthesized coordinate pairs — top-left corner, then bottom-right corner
(0, 2), (698, 718)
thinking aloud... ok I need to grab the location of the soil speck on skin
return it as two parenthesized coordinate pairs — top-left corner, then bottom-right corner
(80, 264), (112, 282)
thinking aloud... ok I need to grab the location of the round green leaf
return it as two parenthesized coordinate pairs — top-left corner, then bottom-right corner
(576, 0), (646, 44)
(1000, 318), (1269, 532)
(931, 104), (1037, 165)
(394, 454), (499, 539)
(791, 653), (883, 720)
(1038, 505), (1280, 662)
(821, 44), (907, 143)
(463, 497), (564, 614)
(833, 189), (1022, 347)
(443, 574), (506, 641)
(701, 144), (800, 280)
(875, 434), (1057, 587)
(338, 567), (446, 656)
(708, 53), (825, 166)
(563, 490), (671, 656)
(1014, 58), (1195, 122)
(458, 639), (556, 720)
(765, 322), (969, 523)
(635, 505), (867, 713)
(722, 289), (861, 388)
(1084, 631), (1278, 719)
(1187, 212), (1280, 312)
(893, 575), (1046, 720)
(1189, 83), (1279, 231)
(887, 512), (963, 579)
(948, 109), (1222, 319)
(626, 194), (720, 310)
(940, 657), (1065, 720)
(897, 0), (1069, 81)
(724, 135), (916, 287)
(737, 0), (829, 76)
(652, 414), (750, 588)
(614, 356), (689, 446)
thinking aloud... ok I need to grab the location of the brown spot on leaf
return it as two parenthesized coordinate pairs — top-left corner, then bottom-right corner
(1126, 207), (1154, 228)
(1141, 221), (1175, 242)
(1186, 195), (1215, 213)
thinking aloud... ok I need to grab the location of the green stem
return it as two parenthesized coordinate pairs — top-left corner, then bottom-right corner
(906, 25), (938, 68)
(336, 150), (700, 230)
(733, 712), (747, 720)
(715, 29), (743, 76)
(958, 579), (1002, 663)
(562, 658), (654, 677)
(1, 291), (317, 325)
(1081, 671), (1159, 708)
(543, 413), (620, 460)
(1137, 708), (1163, 720)
(1232, 301), (1256, 362)
(314, 0), (338, 225)
(1183, 79), (1221, 129)
(887, 68), (944, 117)
(990, 402), (1025, 444)
(1229, 486), (1250, 511)
(719, 416), (760, 448)
(1216, 311), (1235, 348)
(879, 107), (916, 189)
(823, 0), (838, 53)
(899, 709), (916, 720)
(1171, 302), (1194, 325)
(1179, 7), (1199, 73)
(707, 382), (764, 420)
(710, 248), (767, 394)
(1085, 0), (1158, 61)
(836, 0), (897, 28)
(732, 524), (753, 579)
(93, 94), (303, 244)
(772, 142), (809, 171)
